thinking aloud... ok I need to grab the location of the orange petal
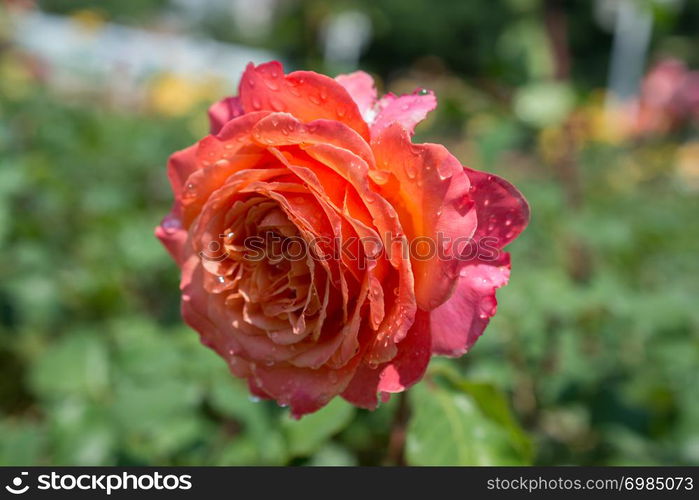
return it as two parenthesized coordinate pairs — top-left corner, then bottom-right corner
(371, 123), (477, 310)
(239, 61), (370, 141)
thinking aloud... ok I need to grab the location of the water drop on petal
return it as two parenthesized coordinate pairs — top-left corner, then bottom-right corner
(369, 170), (390, 185)
(405, 163), (417, 180)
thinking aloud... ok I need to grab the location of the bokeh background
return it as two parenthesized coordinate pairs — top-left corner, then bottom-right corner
(1, 0), (698, 466)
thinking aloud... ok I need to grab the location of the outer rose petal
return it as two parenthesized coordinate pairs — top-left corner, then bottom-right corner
(250, 360), (360, 418)
(251, 112), (374, 168)
(335, 71), (377, 122)
(208, 96), (244, 134)
(430, 254), (510, 356)
(430, 167), (529, 356)
(155, 208), (187, 265)
(371, 124), (477, 311)
(464, 166), (530, 247)
(167, 145), (198, 199)
(372, 89), (437, 137)
(342, 309), (431, 409)
(239, 61), (370, 141)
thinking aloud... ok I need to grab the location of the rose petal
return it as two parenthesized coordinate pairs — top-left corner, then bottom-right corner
(341, 309), (431, 409)
(464, 166), (530, 248)
(251, 112), (374, 168)
(155, 207), (187, 265)
(372, 89), (437, 137)
(167, 145), (198, 199)
(239, 61), (370, 141)
(372, 123), (477, 310)
(429, 166), (529, 356)
(208, 96), (244, 134)
(335, 71), (377, 122)
(430, 254), (510, 356)
(250, 359), (360, 418)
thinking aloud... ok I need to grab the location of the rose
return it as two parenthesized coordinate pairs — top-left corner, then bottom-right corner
(156, 61), (529, 417)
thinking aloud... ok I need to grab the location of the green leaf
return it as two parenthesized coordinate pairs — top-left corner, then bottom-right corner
(307, 443), (358, 466)
(29, 333), (109, 400)
(455, 381), (533, 460)
(112, 379), (201, 435)
(282, 398), (355, 457)
(406, 372), (532, 465)
(208, 375), (288, 465)
(0, 420), (47, 465)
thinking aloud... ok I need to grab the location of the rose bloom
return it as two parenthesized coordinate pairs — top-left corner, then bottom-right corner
(156, 61), (529, 417)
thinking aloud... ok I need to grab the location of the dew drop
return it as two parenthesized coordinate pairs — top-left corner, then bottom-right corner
(264, 79), (280, 91)
(436, 163), (452, 181)
(161, 217), (181, 234)
(405, 163), (417, 180)
(251, 97), (262, 110)
(417, 88), (429, 96)
(215, 159), (230, 168)
(309, 95), (321, 105)
(369, 170), (390, 185)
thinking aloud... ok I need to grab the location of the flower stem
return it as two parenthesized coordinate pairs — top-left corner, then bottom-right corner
(385, 392), (410, 466)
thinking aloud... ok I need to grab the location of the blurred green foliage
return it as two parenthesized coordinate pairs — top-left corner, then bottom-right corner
(2, 0), (699, 466)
